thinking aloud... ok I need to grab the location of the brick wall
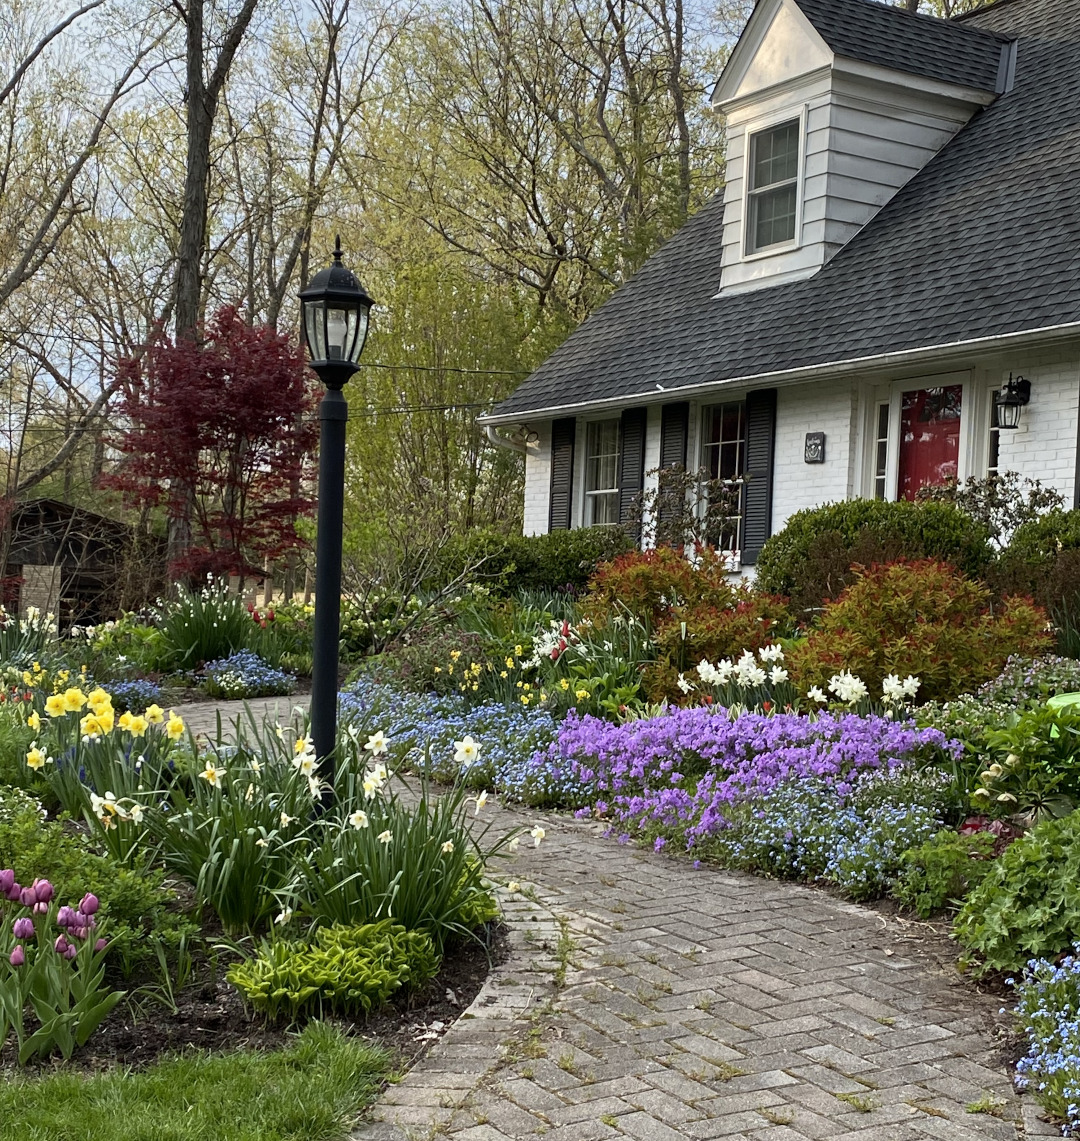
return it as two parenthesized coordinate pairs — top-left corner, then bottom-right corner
(771, 378), (856, 534)
(522, 422), (552, 536)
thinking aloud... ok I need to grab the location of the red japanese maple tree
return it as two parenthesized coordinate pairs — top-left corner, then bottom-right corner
(105, 307), (319, 582)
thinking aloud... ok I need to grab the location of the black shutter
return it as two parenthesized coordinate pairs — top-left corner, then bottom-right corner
(618, 407), (647, 528)
(658, 402), (690, 527)
(741, 388), (777, 564)
(548, 417), (576, 531)
(660, 402), (689, 470)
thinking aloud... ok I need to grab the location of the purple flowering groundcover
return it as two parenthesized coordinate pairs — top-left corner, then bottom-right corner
(527, 706), (957, 843)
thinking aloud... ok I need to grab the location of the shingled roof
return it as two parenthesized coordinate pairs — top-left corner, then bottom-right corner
(486, 0), (1080, 424)
(796, 0), (1011, 92)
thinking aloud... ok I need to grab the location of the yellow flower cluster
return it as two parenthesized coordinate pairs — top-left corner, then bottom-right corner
(33, 686), (183, 752)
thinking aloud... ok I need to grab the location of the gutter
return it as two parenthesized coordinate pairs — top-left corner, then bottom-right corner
(478, 319), (1080, 426)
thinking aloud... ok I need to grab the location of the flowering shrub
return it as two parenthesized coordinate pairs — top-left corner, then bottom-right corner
(534, 705), (956, 844)
(647, 590), (791, 702)
(791, 560), (1051, 703)
(107, 678), (163, 712)
(227, 921), (441, 1022)
(0, 874), (124, 1063)
(202, 650), (295, 699)
(954, 808), (1080, 972)
(1013, 950), (1080, 1135)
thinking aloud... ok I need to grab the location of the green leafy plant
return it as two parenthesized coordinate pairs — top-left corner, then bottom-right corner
(971, 705), (1080, 822)
(155, 579), (254, 668)
(791, 560), (1051, 703)
(953, 809), (1080, 972)
(754, 498), (993, 611)
(0, 604), (58, 668)
(893, 829), (997, 918)
(226, 920), (440, 1022)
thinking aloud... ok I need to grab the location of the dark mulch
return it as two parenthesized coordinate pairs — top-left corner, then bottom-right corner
(0, 923), (508, 1076)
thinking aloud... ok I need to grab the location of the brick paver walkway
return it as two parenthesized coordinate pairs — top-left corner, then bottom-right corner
(175, 699), (1049, 1140)
(356, 807), (1052, 1141)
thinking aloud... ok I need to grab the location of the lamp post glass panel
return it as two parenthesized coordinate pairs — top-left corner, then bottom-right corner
(299, 237), (374, 805)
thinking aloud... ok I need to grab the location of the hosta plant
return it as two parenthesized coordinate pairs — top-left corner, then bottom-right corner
(227, 920), (440, 1022)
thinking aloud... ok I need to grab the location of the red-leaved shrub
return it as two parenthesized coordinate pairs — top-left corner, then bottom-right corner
(790, 559), (1051, 703)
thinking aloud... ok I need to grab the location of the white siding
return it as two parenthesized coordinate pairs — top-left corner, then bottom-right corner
(522, 422), (551, 536)
(771, 379), (856, 534)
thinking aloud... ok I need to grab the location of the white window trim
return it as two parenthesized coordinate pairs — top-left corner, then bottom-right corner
(575, 414), (621, 528)
(740, 103), (808, 261)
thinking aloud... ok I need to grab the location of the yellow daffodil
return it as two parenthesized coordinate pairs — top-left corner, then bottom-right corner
(520, 695), (531, 706)
(166, 712), (184, 740)
(294, 736), (312, 756)
(127, 715), (148, 738)
(449, 650), (461, 661)
(96, 708), (115, 734)
(27, 710), (41, 732)
(87, 688), (111, 710)
(499, 670), (508, 679)
(45, 694), (67, 718)
(514, 645), (523, 657)
(505, 657), (514, 670)
(80, 713), (102, 737)
(144, 704), (165, 725)
(25, 746), (48, 771)
(575, 689), (590, 701)
(62, 687), (87, 712)
(559, 679), (570, 691)
(507, 881), (520, 892)
(22, 670), (33, 687)
(118, 711), (134, 732)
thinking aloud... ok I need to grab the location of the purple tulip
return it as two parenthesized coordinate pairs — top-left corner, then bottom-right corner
(19, 885), (35, 907)
(73, 911), (91, 930)
(5, 882), (21, 902)
(12, 917), (34, 940)
(9, 946), (24, 967)
(56, 906), (76, 928)
(33, 901), (48, 914)
(63, 945), (76, 960)
(79, 893), (99, 916)
(32, 879), (54, 903)
(54, 935), (69, 954)
(94, 938), (107, 953)
(0, 869), (13, 894)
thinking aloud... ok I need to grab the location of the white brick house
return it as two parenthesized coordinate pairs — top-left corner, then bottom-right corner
(479, 0), (1080, 568)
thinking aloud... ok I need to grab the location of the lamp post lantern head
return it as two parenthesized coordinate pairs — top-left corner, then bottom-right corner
(995, 373), (1031, 430)
(299, 236), (375, 389)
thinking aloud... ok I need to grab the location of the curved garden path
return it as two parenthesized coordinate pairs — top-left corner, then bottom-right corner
(173, 699), (1051, 1141)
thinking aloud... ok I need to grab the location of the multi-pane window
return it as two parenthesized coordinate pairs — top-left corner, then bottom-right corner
(584, 419), (620, 526)
(702, 402), (746, 551)
(746, 119), (800, 253)
(873, 402), (889, 500)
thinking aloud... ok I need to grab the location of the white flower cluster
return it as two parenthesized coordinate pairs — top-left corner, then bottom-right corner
(692, 644), (789, 691)
(882, 673), (921, 704)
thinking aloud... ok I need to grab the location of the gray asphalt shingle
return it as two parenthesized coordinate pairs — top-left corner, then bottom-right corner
(487, 0), (1080, 423)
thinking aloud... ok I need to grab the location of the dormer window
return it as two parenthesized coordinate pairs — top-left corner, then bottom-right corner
(746, 118), (801, 254)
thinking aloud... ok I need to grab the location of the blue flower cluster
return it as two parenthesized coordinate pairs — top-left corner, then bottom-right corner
(696, 773), (943, 900)
(105, 677), (162, 712)
(203, 650), (295, 699)
(1014, 951), (1080, 1136)
(339, 677), (560, 796)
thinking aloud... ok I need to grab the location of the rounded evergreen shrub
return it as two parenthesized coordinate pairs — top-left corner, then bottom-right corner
(755, 499), (993, 610)
(429, 526), (633, 595)
(790, 559), (1051, 703)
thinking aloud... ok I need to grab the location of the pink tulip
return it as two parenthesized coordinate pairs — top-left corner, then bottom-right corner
(63, 945), (77, 960)
(56, 906), (76, 928)
(94, 938), (107, 952)
(79, 893), (99, 916)
(33, 901), (48, 914)
(0, 869), (13, 894)
(12, 917), (34, 940)
(19, 886), (36, 907)
(32, 879), (54, 903)
(54, 935), (69, 954)
(9, 946), (24, 967)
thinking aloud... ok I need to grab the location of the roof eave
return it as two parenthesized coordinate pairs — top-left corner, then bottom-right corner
(479, 319), (1080, 425)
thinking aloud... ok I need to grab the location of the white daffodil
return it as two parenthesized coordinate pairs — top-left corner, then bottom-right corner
(441, 840), (454, 854)
(676, 673), (695, 695)
(473, 790), (488, 816)
(454, 735), (481, 766)
(768, 665), (789, 685)
(807, 686), (827, 704)
(377, 829), (393, 845)
(275, 908), (293, 925)
(349, 810), (369, 829)
(255, 837), (268, 848)
(364, 730), (390, 755)
(508, 837), (520, 854)
(507, 881), (520, 892)
(758, 643), (785, 663)
(530, 825), (546, 847)
(280, 812), (295, 829)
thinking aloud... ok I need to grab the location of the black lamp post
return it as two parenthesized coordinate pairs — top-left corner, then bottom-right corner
(299, 237), (374, 804)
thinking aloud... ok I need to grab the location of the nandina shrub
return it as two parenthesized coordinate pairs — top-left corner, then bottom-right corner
(791, 559), (1050, 703)
(583, 546), (737, 628)
(646, 589), (792, 702)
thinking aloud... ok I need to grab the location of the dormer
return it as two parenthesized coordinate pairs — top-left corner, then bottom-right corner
(712, 0), (1014, 294)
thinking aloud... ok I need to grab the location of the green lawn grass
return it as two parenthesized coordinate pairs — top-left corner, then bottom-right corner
(0, 1022), (390, 1141)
